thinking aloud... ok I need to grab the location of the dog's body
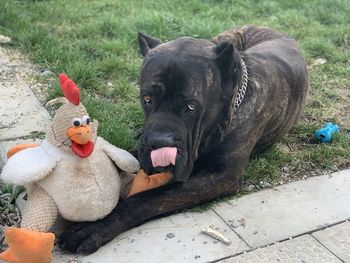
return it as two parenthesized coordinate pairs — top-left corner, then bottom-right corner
(58, 25), (308, 253)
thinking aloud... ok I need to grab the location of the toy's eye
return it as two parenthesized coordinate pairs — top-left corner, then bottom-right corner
(81, 116), (90, 126)
(72, 118), (82, 127)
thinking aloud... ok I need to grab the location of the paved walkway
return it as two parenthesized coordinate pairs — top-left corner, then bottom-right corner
(1, 46), (350, 263)
(51, 170), (349, 263)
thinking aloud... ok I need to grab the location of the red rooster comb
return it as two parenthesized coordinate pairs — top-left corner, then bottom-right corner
(59, 73), (80, 105)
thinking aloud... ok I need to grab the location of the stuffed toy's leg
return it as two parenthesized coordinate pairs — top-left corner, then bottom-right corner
(127, 169), (173, 197)
(0, 184), (57, 263)
(21, 184), (58, 232)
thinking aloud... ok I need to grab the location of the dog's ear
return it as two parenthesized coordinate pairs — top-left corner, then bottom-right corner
(215, 42), (239, 70)
(138, 32), (163, 57)
(215, 42), (240, 101)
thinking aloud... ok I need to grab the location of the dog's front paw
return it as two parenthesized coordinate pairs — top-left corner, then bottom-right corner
(57, 223), (100, 254)
(57, 214), (126, 255)
(76, 233), (105, 254)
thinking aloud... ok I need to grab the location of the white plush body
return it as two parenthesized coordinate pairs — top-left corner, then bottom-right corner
(2, 137), (139, 222)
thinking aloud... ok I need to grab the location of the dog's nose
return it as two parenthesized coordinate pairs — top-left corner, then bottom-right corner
(147, 132), (174, 150)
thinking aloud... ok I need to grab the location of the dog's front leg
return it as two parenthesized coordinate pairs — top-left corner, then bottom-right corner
(57, 157), (247, 254)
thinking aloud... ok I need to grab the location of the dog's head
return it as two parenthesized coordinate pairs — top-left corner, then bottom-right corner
(137, 33), (241, 182)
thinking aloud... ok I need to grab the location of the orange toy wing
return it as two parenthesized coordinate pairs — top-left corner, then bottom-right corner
(127, 169), (173, 198)
(7, 144), (39, 159)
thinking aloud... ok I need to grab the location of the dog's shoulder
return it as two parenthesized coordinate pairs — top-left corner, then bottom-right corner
(212, 25), (293, 51)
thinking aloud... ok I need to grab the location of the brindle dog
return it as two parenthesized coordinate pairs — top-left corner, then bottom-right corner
(58, 25), (308, 254)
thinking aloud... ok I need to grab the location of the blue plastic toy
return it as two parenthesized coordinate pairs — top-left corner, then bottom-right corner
(315, 122), (340, 142)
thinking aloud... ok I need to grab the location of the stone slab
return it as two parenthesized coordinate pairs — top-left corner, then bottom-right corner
(0, 80), (50, 139)
(220, 235), (342, 263)
(312, 221), (350, 262)
(79, 210), (249, 263)
(213, 170), (350, 248)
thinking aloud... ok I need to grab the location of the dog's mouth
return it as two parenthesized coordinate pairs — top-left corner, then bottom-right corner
(139, 144), (190, 182)
(149, 147), (180, 176)
(150, 147), (177, 167)
(149, 147), (179, 177)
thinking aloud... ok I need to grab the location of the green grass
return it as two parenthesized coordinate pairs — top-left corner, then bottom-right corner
(0, 0), (349, 189)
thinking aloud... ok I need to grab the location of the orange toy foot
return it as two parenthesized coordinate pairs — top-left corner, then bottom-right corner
(0, 227), (55, 263)
(7, 144), (39, 159)
(127, 169), (173, 198)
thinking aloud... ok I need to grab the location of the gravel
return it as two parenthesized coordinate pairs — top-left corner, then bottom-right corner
(0, 186), (22, 250)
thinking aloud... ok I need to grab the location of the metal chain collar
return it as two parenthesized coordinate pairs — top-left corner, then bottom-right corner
(234, 58), (248, 112)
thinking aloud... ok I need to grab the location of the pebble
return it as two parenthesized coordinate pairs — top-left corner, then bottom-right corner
(331, 165), (338, 172)
(247, 184), (255, 191)
(0, 35), (11, 44)
(230, 222), (240, 228)
(282, 166), (290, 172)
(194, 255), (201, 259)
(0, 58), (9, 65)
(262, 182), (272, 188)
(38, 69), (54, 77)
(310, 58), (327, 67)
(166, 233), (175, 239)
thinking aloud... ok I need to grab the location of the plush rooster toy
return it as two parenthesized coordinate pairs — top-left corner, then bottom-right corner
(0, 74), (172, 263)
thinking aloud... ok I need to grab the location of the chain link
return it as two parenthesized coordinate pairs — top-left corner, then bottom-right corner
(234, 58), (248, 111)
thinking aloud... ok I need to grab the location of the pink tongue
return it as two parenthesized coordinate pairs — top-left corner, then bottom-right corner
(150, 147), (177, 167)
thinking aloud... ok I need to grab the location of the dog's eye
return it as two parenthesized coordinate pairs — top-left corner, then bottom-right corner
(72, 118), (82, 127)
(143, 95), (152, 105)
(186, 103), (196, 112)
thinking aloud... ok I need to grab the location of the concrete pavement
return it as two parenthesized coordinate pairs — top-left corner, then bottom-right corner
(1, 46), (350, 263)
(73, 170), (350, 263)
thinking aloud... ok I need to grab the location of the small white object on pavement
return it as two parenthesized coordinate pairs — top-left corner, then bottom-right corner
(201, 226), (232, 245)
